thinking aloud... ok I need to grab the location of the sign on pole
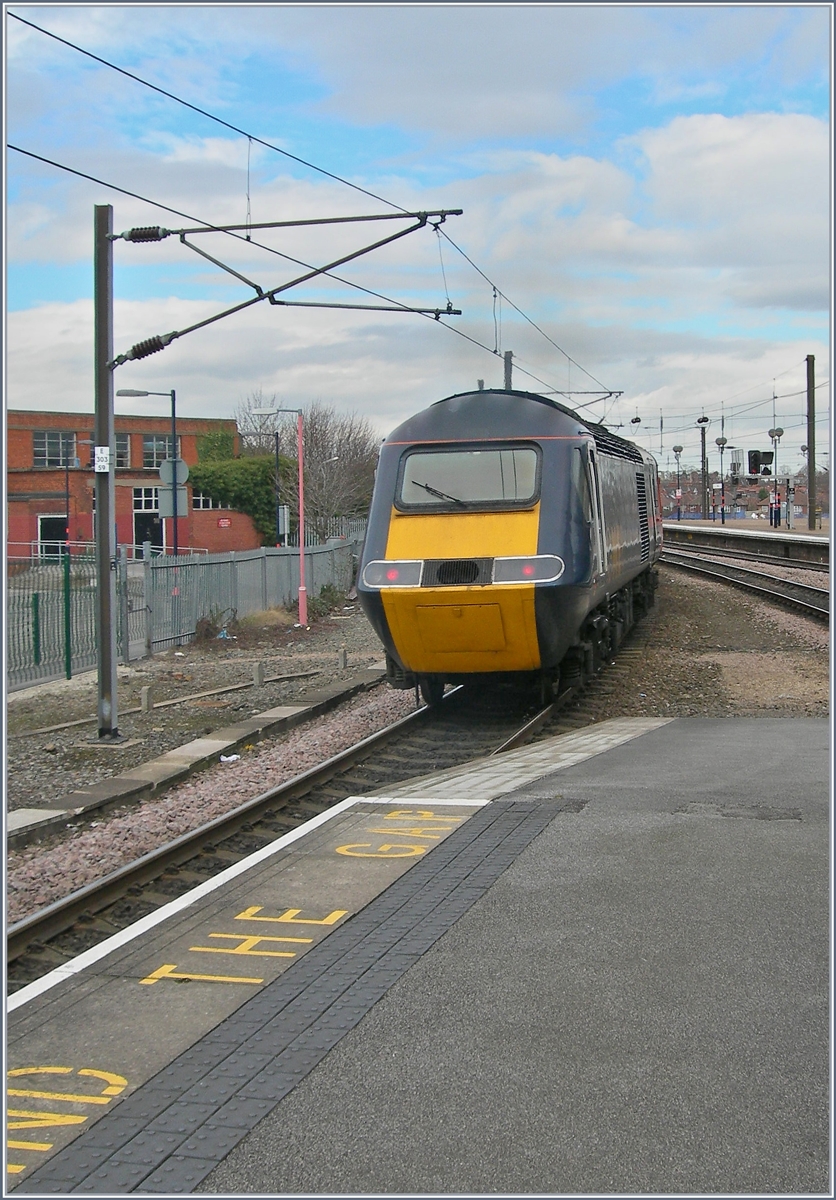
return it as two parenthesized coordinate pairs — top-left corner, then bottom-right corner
(158, 458), (189, 486)
(158, 487), (188, 519)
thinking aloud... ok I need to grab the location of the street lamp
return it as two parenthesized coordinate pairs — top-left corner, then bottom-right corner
(117, 389), (180, 556)
(715, 436), (727, 525)
(672, 445), (683, 522)
(252, 407), (307, 625)
(768, 427), (784, 527)
(697, 416), (710, 520)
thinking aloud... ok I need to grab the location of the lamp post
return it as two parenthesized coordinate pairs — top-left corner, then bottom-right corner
(715, 436), (727, 525)
(273, 432), (283, 546)
(768, 427), (783, 526)
(253, 407), (307, 625)
(672, 445), (683, 521)
(697, 416), (710, 519)
(117, 389), (179, 555)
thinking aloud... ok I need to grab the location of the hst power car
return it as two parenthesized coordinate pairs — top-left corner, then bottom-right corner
(358, 388), (661, 705)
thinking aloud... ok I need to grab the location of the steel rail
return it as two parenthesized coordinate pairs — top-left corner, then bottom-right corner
(660, 550), (829, 620)
(7, 699), (436, 963)
(8, 686), (558, 965)
(661, 543), (829, 573)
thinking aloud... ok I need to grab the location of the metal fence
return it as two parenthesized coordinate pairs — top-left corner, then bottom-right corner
(7, 553), (99, 687)
(7, 538), (363, 690)
(143, 539), (362, 652)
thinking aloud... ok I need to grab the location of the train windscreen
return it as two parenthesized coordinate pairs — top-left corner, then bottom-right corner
(397, 445), (540, 510)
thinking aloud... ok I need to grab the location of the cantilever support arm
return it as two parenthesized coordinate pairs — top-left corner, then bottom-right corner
(109, 214), (444, 367)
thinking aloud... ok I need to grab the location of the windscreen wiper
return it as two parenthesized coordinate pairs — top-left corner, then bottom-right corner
(414, 480), (466, 506)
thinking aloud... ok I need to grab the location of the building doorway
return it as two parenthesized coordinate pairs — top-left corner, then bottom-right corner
(133, 488), (163, 557)
(38, 514), (67, 557)
(134, 512), (163, 557)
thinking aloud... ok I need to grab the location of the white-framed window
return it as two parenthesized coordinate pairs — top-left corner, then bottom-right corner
(33, 431), (76, 467)
(142, 434), (180, 468)
(133, 487), (160, 512)
(192, 491), (230, 510)
(115, 433), (131, 467)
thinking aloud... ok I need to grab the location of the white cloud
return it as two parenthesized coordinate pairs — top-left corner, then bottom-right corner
(5, 7), (830, 475)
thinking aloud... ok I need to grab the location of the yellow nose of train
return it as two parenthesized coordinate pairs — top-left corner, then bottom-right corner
(377, 505), (544, 674)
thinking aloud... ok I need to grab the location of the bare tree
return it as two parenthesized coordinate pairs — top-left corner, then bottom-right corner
(295, 401), (380, 540)
(235, 389), (282, 456)
(237, 393), (380, 540)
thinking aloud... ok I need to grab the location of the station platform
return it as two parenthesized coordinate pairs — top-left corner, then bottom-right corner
(7, 716), (830, 1195)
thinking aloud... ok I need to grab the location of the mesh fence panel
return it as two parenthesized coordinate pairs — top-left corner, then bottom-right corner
(7, 554), (98, 687)
(7, 539), (362, 687)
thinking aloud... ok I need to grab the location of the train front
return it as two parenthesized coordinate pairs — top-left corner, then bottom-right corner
(358, 391), (592, 701)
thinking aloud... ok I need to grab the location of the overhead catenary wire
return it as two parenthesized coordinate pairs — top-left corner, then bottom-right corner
(7, 144), (448, 315)
(7, 10), (409, 214)
(13, 9), (827, 436)
(9, 9), (615, 402)
(9, 145), (580, 398)
(438, 228), (614, 395)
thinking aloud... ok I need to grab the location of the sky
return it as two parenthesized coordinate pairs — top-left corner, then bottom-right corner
(4, 2), (832, 474)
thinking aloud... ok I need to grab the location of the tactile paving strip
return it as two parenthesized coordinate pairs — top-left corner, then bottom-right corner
(15, 798), (569, 1195)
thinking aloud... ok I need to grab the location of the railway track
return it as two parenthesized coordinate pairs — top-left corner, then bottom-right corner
(660, 547), (829, 620)
(8, 679), (587, 987)
(662, 542), (829, 574)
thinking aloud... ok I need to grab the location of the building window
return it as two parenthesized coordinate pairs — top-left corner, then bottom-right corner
(192, 491), (230, 510)
(33, 431), (76, 467)
(115, 433), (131, 468)
(133, 487), (160, 512)
(142, 434), (180, 468)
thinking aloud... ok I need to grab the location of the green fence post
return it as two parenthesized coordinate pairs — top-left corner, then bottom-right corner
(64, 547), (72, 679)
(32, 593), (41, 666)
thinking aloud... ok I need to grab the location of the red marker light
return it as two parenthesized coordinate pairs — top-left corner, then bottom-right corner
(522, 563), (535, 577)
(386, 567), (400, 581)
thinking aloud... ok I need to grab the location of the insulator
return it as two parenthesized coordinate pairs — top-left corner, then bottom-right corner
(128, 336), (166, 360)
(125, 226), (165, 242)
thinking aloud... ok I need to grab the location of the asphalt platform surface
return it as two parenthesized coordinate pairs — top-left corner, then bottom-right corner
(200, 717), (830, 1196)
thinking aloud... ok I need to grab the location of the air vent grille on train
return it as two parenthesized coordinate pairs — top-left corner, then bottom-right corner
(422, 558), (493, 586)
(590, 426), (644, 462)
(636, 473), (650, 562)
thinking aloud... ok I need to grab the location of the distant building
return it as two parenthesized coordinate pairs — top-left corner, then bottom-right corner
(7, 409), (261, 557)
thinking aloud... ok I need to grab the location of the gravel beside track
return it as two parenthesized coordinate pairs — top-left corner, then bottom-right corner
(6, 569), (830, 930)
(6, 603), (384, 813)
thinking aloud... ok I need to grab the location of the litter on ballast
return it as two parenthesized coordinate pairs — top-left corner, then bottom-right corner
(220, 754), (241, 763)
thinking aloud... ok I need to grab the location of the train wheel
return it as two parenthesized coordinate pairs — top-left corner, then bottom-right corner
(419, 676), (445, 708)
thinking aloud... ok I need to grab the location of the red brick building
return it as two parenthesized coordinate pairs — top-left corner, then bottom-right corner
(7, 410), (261, 556)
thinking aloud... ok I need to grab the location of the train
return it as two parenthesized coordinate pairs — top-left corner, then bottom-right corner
(357, 387), (661, 705)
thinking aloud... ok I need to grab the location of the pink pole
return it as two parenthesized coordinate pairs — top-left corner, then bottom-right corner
(297, 410), (307, 626)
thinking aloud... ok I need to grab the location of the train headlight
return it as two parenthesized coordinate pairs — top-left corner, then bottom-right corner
(362, 560), (423, 588)
(492, 555), (564, 584)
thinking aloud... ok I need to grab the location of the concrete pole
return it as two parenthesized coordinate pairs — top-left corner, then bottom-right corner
(806, 355), (816, 530)
(94, 204), (119, 737)
(504, 350), (513, 390)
